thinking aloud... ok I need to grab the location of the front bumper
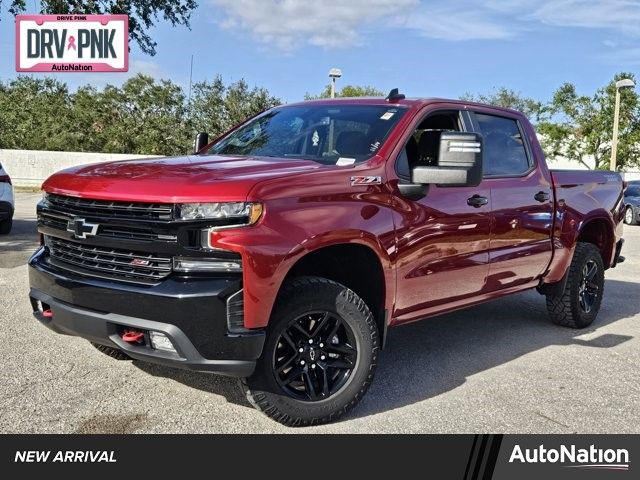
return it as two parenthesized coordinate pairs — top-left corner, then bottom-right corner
(28, 248), (265, 376)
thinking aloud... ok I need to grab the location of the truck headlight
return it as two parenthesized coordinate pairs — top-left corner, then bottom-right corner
(177, 202), (263, 225)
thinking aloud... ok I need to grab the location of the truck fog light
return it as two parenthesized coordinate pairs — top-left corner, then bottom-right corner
(173, 257), (242, 273)
(149, 331), (177, 353)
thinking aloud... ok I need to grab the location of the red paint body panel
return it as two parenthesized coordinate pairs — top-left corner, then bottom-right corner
(543, 169), (625, 284)
(40, 98), (624, 331)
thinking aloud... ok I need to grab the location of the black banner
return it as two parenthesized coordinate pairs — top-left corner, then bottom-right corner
(0, 435), (636, 478)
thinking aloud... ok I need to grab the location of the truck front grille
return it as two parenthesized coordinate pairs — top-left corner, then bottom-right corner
(38, 211), (177, 243)
(45, 193), (174, 221)
(46, 237), (172, 283)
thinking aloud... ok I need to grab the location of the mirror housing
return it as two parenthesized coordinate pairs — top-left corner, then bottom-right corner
(411, 132), (483, 187)
(193, 132), (209, 154)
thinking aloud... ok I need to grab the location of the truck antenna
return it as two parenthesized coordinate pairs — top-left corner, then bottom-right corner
(386, 88), (405, 102)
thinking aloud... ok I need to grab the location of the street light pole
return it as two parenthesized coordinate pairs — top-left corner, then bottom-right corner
(328, 68), (342, 99)
(610, 78), (636, 172)
(327, 68), (342, 152)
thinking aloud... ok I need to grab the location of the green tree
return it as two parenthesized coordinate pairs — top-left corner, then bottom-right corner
(85, 75), (191, 155)
(0, 77), (75, 150)
(460, 87), (545, 122)
(190, 77), (281, 137)
(0, 74), (280, 156)
(3, 0), (198, 55)
(305, 84), (385, 100)
(538, 73), (640, 170)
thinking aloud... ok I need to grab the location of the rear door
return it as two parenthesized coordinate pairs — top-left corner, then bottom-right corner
(469, 111), (553, 290)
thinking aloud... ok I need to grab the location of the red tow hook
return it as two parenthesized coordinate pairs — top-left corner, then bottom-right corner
(42, 309), (53, 318)
(121, 329), (145, 344)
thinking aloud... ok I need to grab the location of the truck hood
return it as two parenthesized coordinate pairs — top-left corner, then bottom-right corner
(42, 154), (326, 203)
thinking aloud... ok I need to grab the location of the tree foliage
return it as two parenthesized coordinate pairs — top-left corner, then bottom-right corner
(463, 75), (640, 170)
(460, 87), (545, 122)
(305, 84), (385, 100)
(2, 0), (198, 55)
(2, 71), (639, 170)
(0, 74), (281, 155)
(537, 73), (640, 170)
(191, 77), (280, 136)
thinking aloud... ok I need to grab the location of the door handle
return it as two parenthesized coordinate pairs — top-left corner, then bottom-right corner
(467, 194), (488, 208)
(534, 191), (551, 202)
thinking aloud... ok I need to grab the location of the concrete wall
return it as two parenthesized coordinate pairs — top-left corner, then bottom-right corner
(0, 149), (161, 187)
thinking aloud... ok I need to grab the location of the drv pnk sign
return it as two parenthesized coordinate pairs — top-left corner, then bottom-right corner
(16, 15), (128, 72)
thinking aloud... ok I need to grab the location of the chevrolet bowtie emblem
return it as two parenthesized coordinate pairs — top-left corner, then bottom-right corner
(67, 217), (99, 239)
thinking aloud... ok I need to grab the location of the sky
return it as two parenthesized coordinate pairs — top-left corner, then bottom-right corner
(1, 0), (639, 103)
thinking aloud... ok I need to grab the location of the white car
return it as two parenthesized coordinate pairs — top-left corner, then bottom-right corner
(0, 162), (14, 234)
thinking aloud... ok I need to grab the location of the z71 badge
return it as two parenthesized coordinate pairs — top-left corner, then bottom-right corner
(350, 176), (382, 186)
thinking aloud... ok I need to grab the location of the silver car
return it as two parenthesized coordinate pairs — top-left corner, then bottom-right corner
(0, 162), (14, 234)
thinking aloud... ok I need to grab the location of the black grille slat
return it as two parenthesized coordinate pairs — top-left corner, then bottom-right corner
(38, 209), (177, 243)
(45, 194), (173, 221)
(47, 237), (172, 282)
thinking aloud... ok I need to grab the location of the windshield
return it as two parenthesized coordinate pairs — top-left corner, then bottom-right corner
(206, 105), (407, 164)
(626, 185), (640, 197)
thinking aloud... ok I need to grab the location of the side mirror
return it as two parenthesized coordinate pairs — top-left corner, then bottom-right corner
(411, 132), (483, 187)
(193, 132), (209, 154)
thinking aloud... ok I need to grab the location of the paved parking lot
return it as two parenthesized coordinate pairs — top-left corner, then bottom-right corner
(1, 192), (639, 433)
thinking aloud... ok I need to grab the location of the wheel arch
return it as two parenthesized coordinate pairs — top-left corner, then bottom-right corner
(576, 215), (615, 268)
(278, 239), (391, 348)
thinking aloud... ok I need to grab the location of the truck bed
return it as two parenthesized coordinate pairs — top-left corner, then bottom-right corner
(550, 169), (624, 270)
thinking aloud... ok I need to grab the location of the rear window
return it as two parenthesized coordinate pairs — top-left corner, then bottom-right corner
(626, 185), (640, 197)
(475, 113), (531, 176)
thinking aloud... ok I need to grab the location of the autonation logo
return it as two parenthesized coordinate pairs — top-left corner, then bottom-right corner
(509, 444), (630, 471)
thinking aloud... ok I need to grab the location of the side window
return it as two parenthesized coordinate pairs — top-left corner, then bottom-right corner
(475, 113), (530, 177)
(396, 111), (462, 181)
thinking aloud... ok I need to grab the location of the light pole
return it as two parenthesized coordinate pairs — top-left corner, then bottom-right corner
(328, 68), (342, 98)
(610, 78), (635, 171)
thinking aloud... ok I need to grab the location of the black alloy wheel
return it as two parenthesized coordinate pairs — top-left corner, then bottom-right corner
(273, 311), (358, 401)
(578, 260), (599, 314)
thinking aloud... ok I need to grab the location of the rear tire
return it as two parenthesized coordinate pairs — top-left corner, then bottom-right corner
(545, 242), (605, 328)
(0, 218), (12, 234)
(624, 206), (637, 225)
(242, 276), (379, 427)
(91, 342), (131, 360)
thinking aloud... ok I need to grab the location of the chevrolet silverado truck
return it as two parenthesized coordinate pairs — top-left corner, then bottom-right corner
(29, 91), (625, 426)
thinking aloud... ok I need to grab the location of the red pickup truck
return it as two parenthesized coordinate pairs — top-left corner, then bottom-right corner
(29, 91), (625, 426)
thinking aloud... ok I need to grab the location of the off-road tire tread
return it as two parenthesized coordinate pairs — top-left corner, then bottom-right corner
(0, 218), (12, 235)
(545, 242), (604, 329)
(241, 276), (378, 427)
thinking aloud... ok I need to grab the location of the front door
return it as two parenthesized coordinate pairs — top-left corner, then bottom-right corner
(390, 108), (491, 321)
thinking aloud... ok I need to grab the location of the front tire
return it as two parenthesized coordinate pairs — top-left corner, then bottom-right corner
(243, 276), (379, 427)
(624, 206), (637, 225)
(0, 218), (12, 235)
(545, 242), (605, 328)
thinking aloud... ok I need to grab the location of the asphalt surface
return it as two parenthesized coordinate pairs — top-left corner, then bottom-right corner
(1, 192), (639, 433)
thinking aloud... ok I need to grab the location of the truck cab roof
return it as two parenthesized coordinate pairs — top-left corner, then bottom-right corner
(287, 96), (525, 117)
